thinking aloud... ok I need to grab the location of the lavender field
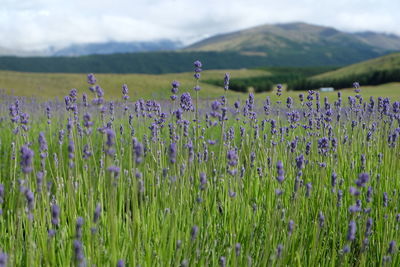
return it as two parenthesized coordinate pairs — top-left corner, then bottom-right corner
(0, 61), (399, 266)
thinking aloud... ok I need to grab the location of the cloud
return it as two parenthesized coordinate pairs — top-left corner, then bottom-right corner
(0, 0), (399, 50)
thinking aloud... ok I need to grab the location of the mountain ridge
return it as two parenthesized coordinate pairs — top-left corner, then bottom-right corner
(185, 22), (400, 56)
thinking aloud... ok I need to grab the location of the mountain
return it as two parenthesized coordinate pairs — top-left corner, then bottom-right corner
(53, 40), (183, 56)
(1, 22), (400, 74)
(185, 22), (400, 65)
(0, 40), (182, 57)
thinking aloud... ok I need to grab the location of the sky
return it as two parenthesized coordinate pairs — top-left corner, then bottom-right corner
(1, 0), (399, 51)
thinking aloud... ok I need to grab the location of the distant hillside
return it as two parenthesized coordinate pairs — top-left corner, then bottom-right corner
(312, 52), (400, 80)
(288, 52), (400, 90)
(186, 22), (400, 66)
(53, 40), (183, 56)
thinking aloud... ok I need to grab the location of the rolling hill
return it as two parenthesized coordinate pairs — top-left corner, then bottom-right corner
(186, 22), (400, 66)
(311, 52), (400, 80)
(287, 52), (400, 90)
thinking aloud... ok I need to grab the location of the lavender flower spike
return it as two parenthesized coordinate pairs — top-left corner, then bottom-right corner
(347, 220), (356, 241)
(355, 173), (369, 187)
(276, 161), (284, 183)
(51, 204), (60, 226)
(20, 145), (34, 174)
(0, 252), (7, 267)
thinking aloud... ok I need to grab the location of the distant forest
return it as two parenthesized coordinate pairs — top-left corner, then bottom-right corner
(0, 51), (355, 74)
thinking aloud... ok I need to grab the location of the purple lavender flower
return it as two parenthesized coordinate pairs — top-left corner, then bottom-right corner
(171, 80), (180, 94)
(105, 129), (116, 156)
(383, 192), (388, 207)
(276, 161), (284, 183)
(191, 225), (199, 241)
(199, 172), (207, 190)
(73, 239), (85, 266)
(305, 142), (312, 155)
(51, 204), (60, 226)
(83, 113), (93, 129)
(117, 260), (125, 267)
(20, 145), (34, 174)
(180, 93), (194, 111)
(349, 201), (362, 213)
(276, 244), (283, 258)
(365, 217), (373, 237)
(0, 252), (7, 267)
(0, 184), (4, 204)
(87, 73), (96, 85)
(337, 190), (343, 207)
(93, 204), (101, 224)
(194, 60), (202, 80)
(342, 245), (350, 254)
(107, 166), (120, 179)
(133, 138), (144, 164)
(347, 220), (356, 241)
(169, 143), (177, 164)
(317, 137), (329, 154)
(288, 220), (294, 235)
(355, 173), (369, 187)
(69, 88), (78, 102)
(227, 149), (238, 167)
(331, 171), (337, 188)
(76, 217), (84, 239)
(350, 187), (360, 196)
(353, 81), (361, 93)
(388, 241), (396, 254)
(318, 212), (325, 228)
(68, 139), (75, 160)
(224, 73), (230, 91)
(82, 93), (88, 107)
(122, 84), (129, 100)
(235, 243), (241, 256)
(295, 154), (304, 169)
(219, 256), (226, 267)
(286, 97), (293, 109)
(276, 84), (282, 97)
(25, 189), (34, 218)
(38, 132), (48, 153)
(83, 144), (92, 159)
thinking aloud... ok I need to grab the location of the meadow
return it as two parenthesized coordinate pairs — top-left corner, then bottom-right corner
(0, 61), (399, 266)
(1, 69), (400, 102)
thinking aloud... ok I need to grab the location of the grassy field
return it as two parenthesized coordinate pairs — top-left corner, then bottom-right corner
(0, 69), (270, 100)
(261, 83), (400, 102)
(1, 70), (400, 103)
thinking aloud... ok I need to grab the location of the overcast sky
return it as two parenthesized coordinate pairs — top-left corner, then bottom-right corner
(1, 0), (399, 51)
